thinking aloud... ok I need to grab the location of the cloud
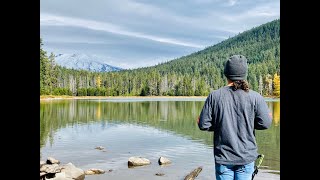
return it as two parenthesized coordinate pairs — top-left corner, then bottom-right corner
(41, 13), (204, 48)
(222, 2), (279, 21)
(202, 2), (280, 33)
(227, 0), (238, 6)
(189, 0), (237, 6)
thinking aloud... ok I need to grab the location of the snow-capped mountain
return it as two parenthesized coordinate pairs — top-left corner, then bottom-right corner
(54, 53), (123, 72)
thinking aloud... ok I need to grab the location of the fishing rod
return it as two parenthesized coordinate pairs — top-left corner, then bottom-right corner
(252, 154), (264, 180)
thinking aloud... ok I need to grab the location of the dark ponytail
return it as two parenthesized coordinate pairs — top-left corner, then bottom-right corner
(232, 80), (249, 92)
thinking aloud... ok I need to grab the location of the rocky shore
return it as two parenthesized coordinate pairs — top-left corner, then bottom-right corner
(40, 157), (105, 180)
(40, 156), (173, 179)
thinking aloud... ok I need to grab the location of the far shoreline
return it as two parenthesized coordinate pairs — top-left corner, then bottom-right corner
(40, 95), (207, 100)
(40, 95), (280, 101)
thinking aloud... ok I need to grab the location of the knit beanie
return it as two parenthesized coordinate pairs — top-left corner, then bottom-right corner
(224, 55), (248, 81)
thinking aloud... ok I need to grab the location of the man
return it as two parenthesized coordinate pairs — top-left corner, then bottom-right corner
(198, 55), (272, 180)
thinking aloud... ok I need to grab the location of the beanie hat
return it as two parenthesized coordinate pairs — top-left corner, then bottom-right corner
(224, 55), (248, 81)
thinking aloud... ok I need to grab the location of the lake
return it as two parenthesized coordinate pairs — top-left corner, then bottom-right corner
(40, 97), (280, 180)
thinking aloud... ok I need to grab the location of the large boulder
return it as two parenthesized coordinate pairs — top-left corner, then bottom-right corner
(158, 157), (171, 165)
(128, 157), (151, 167)
(59, 163), (85, 180)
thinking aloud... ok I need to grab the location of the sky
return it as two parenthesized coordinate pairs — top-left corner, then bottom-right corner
(40, 0), (280, 69)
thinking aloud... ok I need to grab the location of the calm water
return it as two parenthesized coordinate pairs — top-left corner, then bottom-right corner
(40, 98), (280, 180)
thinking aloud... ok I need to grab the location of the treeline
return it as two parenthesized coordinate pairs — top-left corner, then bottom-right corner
(40, 19), (280, 97)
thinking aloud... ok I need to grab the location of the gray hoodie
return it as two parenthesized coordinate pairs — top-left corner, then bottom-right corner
(198, 86), (272, 165)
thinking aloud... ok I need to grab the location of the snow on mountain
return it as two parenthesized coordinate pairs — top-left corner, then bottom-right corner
(54, 53), (123, 72)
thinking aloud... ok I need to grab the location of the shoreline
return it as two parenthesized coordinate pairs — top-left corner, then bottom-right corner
(40, 95), (280, 101)
(40, 95), (207, 100)
(40, 95), (208, 100)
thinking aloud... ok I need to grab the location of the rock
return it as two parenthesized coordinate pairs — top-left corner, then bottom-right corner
(40, 172), (46, 180)
(85, 168), (105, 175)
(158, 157), (171, 165)
(95, 146), (104, 150)
(50, 172), (73, 180)
(155, 173), (165, 176)
(128, 157), (151, 167)
(45, 173), (56, 179)
(40, 161), (46, 168)
(60, 163), (85, 180)
(84, 170), (95, 175)
(47, 157), (60, 164)
(40, 164), (61, 173)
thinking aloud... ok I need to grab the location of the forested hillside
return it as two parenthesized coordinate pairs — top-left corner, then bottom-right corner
(40, 19), (280, 97)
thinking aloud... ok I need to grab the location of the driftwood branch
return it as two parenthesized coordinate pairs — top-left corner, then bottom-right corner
(184, 166), (203, 180)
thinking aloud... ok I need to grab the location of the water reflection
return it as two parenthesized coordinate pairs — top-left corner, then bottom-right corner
(40, 99), (280, 171)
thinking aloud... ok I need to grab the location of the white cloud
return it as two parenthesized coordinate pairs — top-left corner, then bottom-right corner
(114, 0), (165, 17)
(40, 13), (204, 48)
(222, 2), (279, 22)
(204, 2), (280, 33)
(227, 0), (238, 6)
(193, 0), (217, 4)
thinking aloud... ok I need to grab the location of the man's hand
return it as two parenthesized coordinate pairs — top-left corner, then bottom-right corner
(197, 116), (200, 124)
